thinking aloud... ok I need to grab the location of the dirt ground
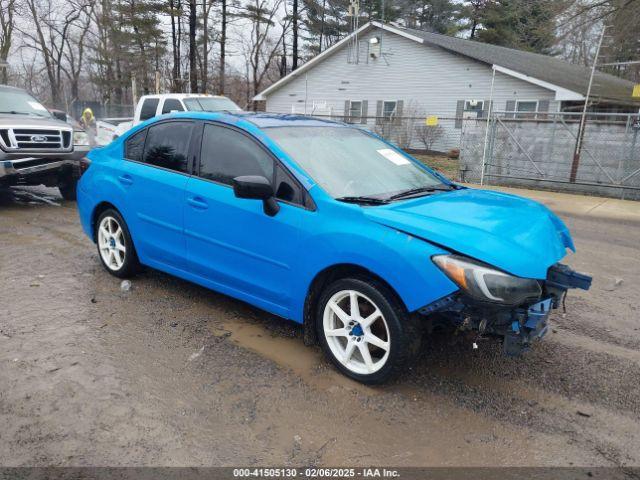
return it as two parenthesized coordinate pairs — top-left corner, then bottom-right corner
(1, 186), (639, 468)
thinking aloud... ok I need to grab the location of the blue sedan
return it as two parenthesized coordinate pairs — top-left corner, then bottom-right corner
(76, 112), (590, 384)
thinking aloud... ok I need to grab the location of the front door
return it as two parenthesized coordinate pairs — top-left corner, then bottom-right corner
(184, 123), (310, 317)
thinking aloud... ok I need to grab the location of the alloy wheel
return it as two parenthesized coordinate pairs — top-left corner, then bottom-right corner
(322, 290), (391, 375)
(98, 216), (126, 271)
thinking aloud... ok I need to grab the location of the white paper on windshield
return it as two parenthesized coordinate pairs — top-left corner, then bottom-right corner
(377, 148), (410, 165)
(28, 101), (47, 111)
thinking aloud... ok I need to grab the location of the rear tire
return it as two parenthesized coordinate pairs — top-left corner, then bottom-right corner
(316, 277), (421, 384)
(96, 209), (140, 278)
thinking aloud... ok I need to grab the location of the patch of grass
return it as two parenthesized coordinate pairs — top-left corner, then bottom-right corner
(412, 154), (460, 181)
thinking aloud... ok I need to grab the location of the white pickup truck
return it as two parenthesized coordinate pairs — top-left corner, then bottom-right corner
(113, 93), (242, 138)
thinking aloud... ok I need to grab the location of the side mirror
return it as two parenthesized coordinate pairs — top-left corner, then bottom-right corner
(232, 175), (280, 217)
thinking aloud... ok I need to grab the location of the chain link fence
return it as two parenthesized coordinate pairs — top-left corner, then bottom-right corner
(460, 111), (640, 200)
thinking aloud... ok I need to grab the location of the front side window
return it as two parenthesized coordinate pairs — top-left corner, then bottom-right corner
(140, 98), (160, 121)
(142, 121), (192, 173)
(266, 126), (444, 200)
(125, 129), (146, 162)
(162, 99), (184, 114)
(199, 124), (274, 185)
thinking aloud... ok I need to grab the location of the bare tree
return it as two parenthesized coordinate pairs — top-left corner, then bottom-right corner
(0, 0), (16, 83)
(21, 0), (91, 107)
(239, 0), (286, 109)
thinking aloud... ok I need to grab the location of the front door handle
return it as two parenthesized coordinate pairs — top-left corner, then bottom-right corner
(187, 196), (208, 210)
(118, 174), (133, 186)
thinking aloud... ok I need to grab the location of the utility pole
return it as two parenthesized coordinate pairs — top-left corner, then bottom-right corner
(570, 24), (606, 183)
(189, 0), (198, 93)
(292, 0), (299, 71)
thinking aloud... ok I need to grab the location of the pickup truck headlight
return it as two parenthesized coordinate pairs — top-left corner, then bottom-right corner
(433, 254), (541, 305)
(74, 130), (90, 146)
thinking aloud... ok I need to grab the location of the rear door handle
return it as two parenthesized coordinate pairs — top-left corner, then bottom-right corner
(118, 175), (133, 186)
(187, 196), (208, 210)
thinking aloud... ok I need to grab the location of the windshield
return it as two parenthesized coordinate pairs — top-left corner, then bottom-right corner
(183, 97), (242, 112)
(0, 89), (51, 118)
(266, 126), (445, 199)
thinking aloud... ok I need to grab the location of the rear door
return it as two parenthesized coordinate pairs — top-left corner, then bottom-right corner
(120, 120), (195, 270)
(183, 122), (310, 316)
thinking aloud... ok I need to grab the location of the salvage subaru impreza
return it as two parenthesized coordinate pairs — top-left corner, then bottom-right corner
(76, 112), (591, 384)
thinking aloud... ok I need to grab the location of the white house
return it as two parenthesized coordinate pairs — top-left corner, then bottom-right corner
(255, 21), (638, 151)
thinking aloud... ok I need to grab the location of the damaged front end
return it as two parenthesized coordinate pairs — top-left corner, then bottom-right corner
(421, 260), (592, 356)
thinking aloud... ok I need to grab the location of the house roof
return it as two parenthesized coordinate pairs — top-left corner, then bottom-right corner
(255, 22), (638, 106)
(397, 25), (636, 106)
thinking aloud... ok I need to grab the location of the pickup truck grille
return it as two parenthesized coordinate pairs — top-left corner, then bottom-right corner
(0, 127), (73, 152)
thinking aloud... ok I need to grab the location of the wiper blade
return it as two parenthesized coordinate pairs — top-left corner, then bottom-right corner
(387, 184), (455, 201)
(336, 196), (389, 205)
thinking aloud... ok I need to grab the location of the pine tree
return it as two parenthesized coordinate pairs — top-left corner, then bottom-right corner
(474, 0), (558, 54)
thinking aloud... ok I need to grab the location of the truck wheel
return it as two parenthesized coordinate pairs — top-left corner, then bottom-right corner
(58, 172), (78, 201)
(316, 277), (421, 384)
(96, 209), (140, 278)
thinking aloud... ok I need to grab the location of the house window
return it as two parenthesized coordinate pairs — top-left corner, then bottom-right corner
(464, 100), (484, 113)
(382, 101), (397, 120)
(347, 101), (363, 123)
(516, 100), (538, 118)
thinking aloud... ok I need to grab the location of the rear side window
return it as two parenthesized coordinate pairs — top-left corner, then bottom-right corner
(199, 124), (274, 185)
(139, 98), (159, 121)
(124, 129), (146, 162)
(162, 99), (184, 114)
(142, 121), (192, 173)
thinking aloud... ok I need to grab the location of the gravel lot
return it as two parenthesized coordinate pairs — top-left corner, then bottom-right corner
(1, 187), (639, 468)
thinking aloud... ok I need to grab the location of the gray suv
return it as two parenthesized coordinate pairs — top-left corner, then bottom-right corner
(0, 85), (90, 200)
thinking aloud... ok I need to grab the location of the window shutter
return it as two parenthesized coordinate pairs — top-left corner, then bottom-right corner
(505, 100), (516, 119)
(538, 99), (550, 119)
(455, 100), (464, 129)
(394, 100), (404, 125)
(375, 100), (383, 125)
(343, 100), (350, 122)
(361, 100), (368, 124)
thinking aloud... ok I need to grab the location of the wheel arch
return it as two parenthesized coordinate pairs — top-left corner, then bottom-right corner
(302, 263), (407, 346)
(91, 201), (121, 242)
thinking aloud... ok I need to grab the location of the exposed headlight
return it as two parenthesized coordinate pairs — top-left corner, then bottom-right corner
(73, 130), (89, 146)
(432, 254), (541, 305)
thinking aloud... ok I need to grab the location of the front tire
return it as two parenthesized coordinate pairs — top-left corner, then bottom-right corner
(316, 277), (421, 384)
(58, 174), (77, 201)
(96, 209), (140, 278)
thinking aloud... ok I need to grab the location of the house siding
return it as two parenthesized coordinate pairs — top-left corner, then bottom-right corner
(264, 27), (560, 151)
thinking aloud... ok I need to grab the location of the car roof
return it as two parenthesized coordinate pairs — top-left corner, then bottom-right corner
(157, 111), (347, 129)
(140, 93), (231, 100)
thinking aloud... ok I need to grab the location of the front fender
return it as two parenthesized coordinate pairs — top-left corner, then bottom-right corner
(289, 220), (459, 322)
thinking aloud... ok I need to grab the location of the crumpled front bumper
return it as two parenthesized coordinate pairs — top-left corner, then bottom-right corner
(503, 297), (552, 356)
(420, 263), (592, 357)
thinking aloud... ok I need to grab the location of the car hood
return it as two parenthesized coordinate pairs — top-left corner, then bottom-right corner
(0, 113), (67, 128)
(364, 188), (574, 279)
